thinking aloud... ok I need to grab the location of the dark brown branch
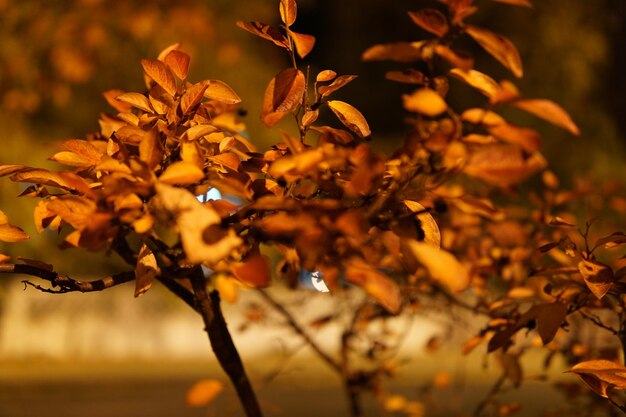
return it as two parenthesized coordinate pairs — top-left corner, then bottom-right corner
(157, 276), (196, 311)
(257, 288), (342, 373)
(0, 263), (134, 293)
(190, 269), (263, 417)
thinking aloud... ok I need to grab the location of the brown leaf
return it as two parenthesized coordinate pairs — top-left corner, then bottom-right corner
(327, 100), (370, 138)
(116, 92), (153, 113)
(203, 80), (242, 104)
(536, 302), (568, 345)
(408, 9), (449, 37)
(318, 75), (357, 98)
(135, 244), (159, 297)
(159, 161), (205, 185)
(345, 258), (401, 314)
(261, 68), (305, 127)
(385, 69), (427, 84)
(595, 232), (626, 250)
(465, 25), (523, 78)
(186, 379), (224, 407)
(236, 21), (290, 49)
(141, 59), (177, 96)
(288, 30), (316, 59)
(490, 0), (533, 7)
(570, 360), (626, 398)
(402, 88), (447, 116)
(164, 50), (190, 80)
(450, 68), (501, 98)
(234, 254), (271, 287)
(513, 99), (580, 135)
(139, 127), (164, 169)
(361, 42), (424, 63)
(578, 259), (614, 299)
(407, 240), (469, 292)
(279, 0), (297, 26)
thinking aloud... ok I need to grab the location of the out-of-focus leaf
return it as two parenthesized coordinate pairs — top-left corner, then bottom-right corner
(435, 45), (473, 71)
(215, 275), (239, 303)
(234, 254), (271, 287)
(327, 100), (371, 138)
(578, 259), (614, 299)
(288, 30), (315, 58)
(536, 302), (568, 345)
(280, 0), (297, 26)
(159, 161), (205, 185)
(262, 68), (305, 127)
(135, 244), (159, 297)
(569, 360), (626, 398)
(0, 165), (27, 177)
(236, 21), (290, 49)
(490, 0), (533, 7)
(408, 9), (449, 37)
(316, 70), (337, 83)
(513, 99), (580, 135)
(488, 123), (542, 152)
(464, 145), (546, 186)
(461, 108), (505, 126)
(450, 68), (501, 98)
(186, 379), (224, 407)
(11, 168), (84, 191)
(345, 258), (401, 314)
(385, 69), (427, 84)
(164, 50), (190, 80)
(407, 240), (469, 292)
(0, 254), (10, 264)
(403, 200), (441, 247)
(594, 232), (626, 250)
(203, 80), (242, 104)
(362, 42), (424, 62)
(139, 127), (164, 170)
(0, 219), (29, 242)
(141, 59), (178, 96)
(319, 75), (357, 98)
(465, 25), (523, 78)
(302, 110), (319, 127)
(47, 196), (96, 230)
(402, 88), (447, 116)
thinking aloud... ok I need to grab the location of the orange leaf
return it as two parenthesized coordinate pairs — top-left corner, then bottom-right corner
(407, 241), (469, 292)
(385, 69), (427, 84)
(164, 50), (190, 80)
(450, 68), (501, 98)
(236, 21), (290, 49)
(159, 161), (205, 185)
(578, 259), (613, 299)
(464, 144), (546, 186)
(318, 75), (357, 98)
(570, 360), (626, 398)
(103, 89), (132, 112)
(434, 45), (473, 71)
(116, 92), (153, 113)
(0, 223), (29, 242)
(215, 275), (239, 303)
(181, 82), (209, 114)
(465, 25), (523, 78)
(513, 99), (580, 135)
(141, 59), (178, 96)
(327, 100), (370, 138)
(234, 254), (271, 287)
(362, 42), (424, 62)
(261, 68), (305, 127)
(488, 123), (542, 152)
(316, 70), (337, 82)
(408, 9), (449, 37)
(402, 88), (447, 116)
(345, 258), (401, 314)
(203, 80), (242, 104)
(279, 0), (297, 27)
(403, 201), (441, 247)
(139, 127), (164, 169)
(186, 379), (224, 407)
(490, 0), (533, 7)
(10, 168), (81, 191)
(288, 30), (316, 59)
(302, 110), (319, 128)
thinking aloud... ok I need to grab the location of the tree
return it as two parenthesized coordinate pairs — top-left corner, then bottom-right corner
(1, 0), (625, 416)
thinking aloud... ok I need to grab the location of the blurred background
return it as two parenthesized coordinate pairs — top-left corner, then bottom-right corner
(0, 0), (625, 416)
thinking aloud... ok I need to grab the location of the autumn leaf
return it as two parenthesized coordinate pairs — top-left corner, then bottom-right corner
(408, 9), (449, 37)
(569, 360), (626, 398)
(261, 68), (305, 127)
(490, 0), (533, 7)
(135, 244), (159, 297)
(385, 69), (427, 84)
(139, 127), (164, 169)
(406, 240), (469, 292)
(203, 80), (242, 104)
(318, 75), (357, 98)
(435, 45), (473, 71)
(215, 275), (239, 303)
(345, 258), (401, 314)
(116, 92), (153, 113)
(141, 59), (178, 96)
(159, 161), (205, 185)
(513, 99), (580, 135)
(186, 379), (224, 407)
(233, 254), (271, 287)
(181, 82), (209, 114)
(465, 25), (523, 78)
(450, 68), (501, 98)
(279, 0), (297, 26)
(327, 100), (370, 138)
(578, 259), (613, 299)
(403, 200), (441, 247)
(535, 302), (568, 345)
(464, 144), (546, 186)
(287, 30), (316, 59)
(488, 123), (542, 152)
(402, 88), (447, 116)
(361, 42), (424, 63)
(164, 50), (190, 80)
(316, 70), (337, 82)
(236, 21), (290, 49)
(0, 210), (29, 242)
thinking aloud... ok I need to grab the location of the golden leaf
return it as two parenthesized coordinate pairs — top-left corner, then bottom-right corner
(103, 89), (132, 113)
(327, 100), (371, 138)
(46, 196), (96, 230)
(288, 30), (316, 59)
(280, 0), (297, 27)
(345, 258), (401, 314)
(318, 75), (357, 98)
(362, 42), (424, 62)
(181, 141), (204, 169)
(570, 360), (626, 398)
(159, 161), (205, 185)
(139, 127), (164, 169)
(461, 108), (505, 126)
(302, 110), (319, 127)
(10, 168), (82, 191)
(0, 223), (29, 242)
(403, 200), (441, 247)
(578, 259), (613, 299)
(402, 88), (447, 116)
(513, 99), (580, 136)
(141, 59), (178, 96)
(234, 254), (271, 288)
(408, 9), (449, 37)
(164, 50), (190, 80)
(116, 92), (153, 113)
(181, 82), (209, 114)
(133, 213), (154, 234)
(261, 68), (305, 127)
(434, 45), (473, 71)
(186, 379), (224, 407)
(316, 70), (337, 82)
(450, 68), (501, 98)
(215, 275), (239, 303)
(465, 25), (523, 78)
(488, 123), (542, 152)
(406, 240), (469, 292)
(236, 21), (290, 49)
(203, 80), (242, 104)
(135, 244), (159, 297)
(464, 144), (546, 186)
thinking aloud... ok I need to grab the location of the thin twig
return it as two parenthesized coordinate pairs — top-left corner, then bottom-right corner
(472, 373), (507, 417)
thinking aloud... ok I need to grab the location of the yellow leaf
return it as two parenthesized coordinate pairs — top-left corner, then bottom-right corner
(407, 240), (469, 292)
(141, 59), (177, 96)
(96, 156), (132, 174)
(261, 68), (305, 127)
(164, 50), (190, 80)
(362, 42), (424, 62)
(159, 161), (205, 185)
(203, 80), (241, 104)
(279, 0), (297, 27)
(450, 68), (501, 98)
(215, 275), (239, 303)
(186, 379), (224, 407)
(316, 70), (337, 82)
(135, 244), (159, 297)
(0, 224), (29, 242)
(288, 30), (316, 59)
(461, 108), (505, 126)
(327, 100), (371, 138)
(133, 213), (154, 234)
(116, 92), (153, 113)
(465, 25), (523, 78)
(513, 99), (580, 135)
(402, 88), (447, 116)
(345, 258), (401, 314)
(181, 141), (204, 169)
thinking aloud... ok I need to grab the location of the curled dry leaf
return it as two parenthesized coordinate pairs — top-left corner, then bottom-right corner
(406, 240), (469, 292)
(135, 244), (159, 297)
(578, 259), (614, 299)
(327, 100), (371, 138)
(408, 9), (449, 37)
(570, 360), (626, 398)
(318, 75), (357, 98)
(465, 25), (523, 78)
(513, 99), (580, 136)
(262, 68), (305, 127)
(402, 88), (447, 116)
(186, 379), (224, 407)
